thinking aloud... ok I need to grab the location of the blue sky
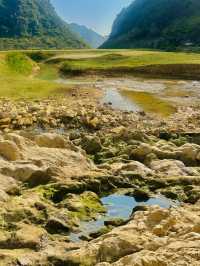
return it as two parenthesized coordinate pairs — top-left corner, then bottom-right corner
(51, 0), (132, 35)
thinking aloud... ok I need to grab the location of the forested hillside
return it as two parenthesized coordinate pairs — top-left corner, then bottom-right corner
(102, 0), (200, 49)
(0, 0), (87, 49)
(69, 23), (106, 48)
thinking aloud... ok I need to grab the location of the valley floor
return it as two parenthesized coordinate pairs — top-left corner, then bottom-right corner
(0, 49), (200, 265)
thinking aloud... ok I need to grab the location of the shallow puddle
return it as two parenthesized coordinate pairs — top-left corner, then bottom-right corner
(102, 88), (141, 112)
(102, 88), (176, 116)
(120, 90), (177, 116)
(69, 194), (178, 242)
(55, 77), (200, 116)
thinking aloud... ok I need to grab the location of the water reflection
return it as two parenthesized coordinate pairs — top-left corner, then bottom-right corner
(69, 194), (178, 242)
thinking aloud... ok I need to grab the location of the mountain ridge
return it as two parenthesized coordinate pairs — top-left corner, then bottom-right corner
(101, 0), (200, 50)
(0, 0), (87, 49)
(69, 23), (106, 48)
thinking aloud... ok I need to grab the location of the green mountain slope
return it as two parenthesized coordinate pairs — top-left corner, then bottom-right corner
(69, 23), (106, 48)
(102, 0), (200, 49)
(0, 0), (87, 49)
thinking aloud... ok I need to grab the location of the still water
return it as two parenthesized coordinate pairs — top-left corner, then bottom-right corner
(69, 194), (178, 242)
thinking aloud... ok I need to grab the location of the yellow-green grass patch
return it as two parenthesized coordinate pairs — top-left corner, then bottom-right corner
(120, 90), (176, 117)
(0, 53), (70, 99)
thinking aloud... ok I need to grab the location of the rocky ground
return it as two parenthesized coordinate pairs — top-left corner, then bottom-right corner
(0, 96), (200, 265)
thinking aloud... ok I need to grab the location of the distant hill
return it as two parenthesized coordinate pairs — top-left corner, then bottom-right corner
(69, 23), (106, 48)
(0, 0), (87, 50)
(102, 0), (200, 50)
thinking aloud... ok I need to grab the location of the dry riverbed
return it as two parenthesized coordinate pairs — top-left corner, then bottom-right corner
(0, 88), (200, 265)
(57, 76), (200, 117)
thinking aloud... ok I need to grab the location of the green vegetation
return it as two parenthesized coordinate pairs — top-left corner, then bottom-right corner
(102, 0), (200, 50)
(0, 0), (87, 49)
(6, 52), (34, 75)
(0, 52), (69, 99)
(36, 64), (59, 81)
(60, 51), (200, 70)
(67, 192), (106, 221)
(26, 51), (56, 62)
(57, 50), (200, 79)
(36, 185), (58, 201)
(1, 49), (200, 100)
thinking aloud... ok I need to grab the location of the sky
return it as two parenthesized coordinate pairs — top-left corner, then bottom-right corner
(51, 0), (133, 36)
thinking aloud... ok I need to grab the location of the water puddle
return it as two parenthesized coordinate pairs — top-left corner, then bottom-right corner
(69, 194), (178, 242)
(102, 88), (141, 112)
(54, 77), (200, 116)
(120, 90), (176, 116)
(102, 88), (176, 116)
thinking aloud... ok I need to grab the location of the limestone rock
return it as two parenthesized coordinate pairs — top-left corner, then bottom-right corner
(6, 163), (42, 182)
(81, 135), (102, 154)
(0, 140), (22, 161)
(46, 217), (70, 234)
(0, 173), (19, 194)
(0, 189), (9, 202)
(35, 133), (68, 149)
(64, 205), (200, 265)
(14, 224), (47, 250)
(113, 161), (153, 177)
(150, 159), (199, 177)
(4, 133), (26, 149)
(179, 143), (200, 164)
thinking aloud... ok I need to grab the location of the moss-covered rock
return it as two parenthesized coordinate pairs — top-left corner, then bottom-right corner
(61, 191), (106, 222)
(81, 135), (102, 155)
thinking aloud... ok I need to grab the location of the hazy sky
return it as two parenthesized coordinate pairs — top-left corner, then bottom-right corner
(51, 0), (132, 35)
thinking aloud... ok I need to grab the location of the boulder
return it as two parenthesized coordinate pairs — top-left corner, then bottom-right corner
(61, 191), (106, 221)
(14, 224), (47, 250)
(150, 159), (199, 177)
(26, 169), (53, 187)
(7, 163), (41, 182)
(46, 217), (70, 234)
(0, 140), (22, 161)
(0, 173), (19, 194)
(81, 135), (102, 154)
(131, 143), (153, 161)
(35, 133), (68, 149)
(179, 143), (200, 164)
(113, 161), (153, 177)
(4, 133), (26, 149)
(132, 188), (150, 201)
(0, 189), (9, 202)
(63, 205), (200, 265)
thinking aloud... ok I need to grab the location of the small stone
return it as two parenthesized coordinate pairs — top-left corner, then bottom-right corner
(79, 234), (92, 241)
(0, 117), (11, 125)
(131, 205), (148, 216)
(104, 218), (125, 227)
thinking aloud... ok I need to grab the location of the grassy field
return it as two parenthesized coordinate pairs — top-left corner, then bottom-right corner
(0, 52), (68, 99)
(1, 49), (200, 99)
(56, 50), (200, 79)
